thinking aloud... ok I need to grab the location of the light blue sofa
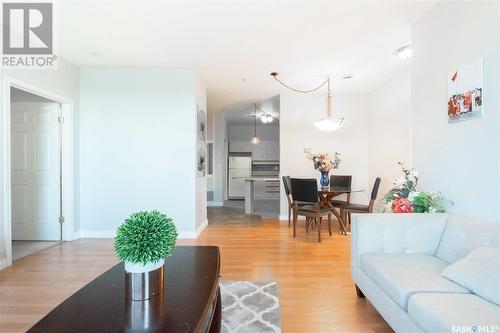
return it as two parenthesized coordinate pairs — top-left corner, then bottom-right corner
(351, 213), (500, 333)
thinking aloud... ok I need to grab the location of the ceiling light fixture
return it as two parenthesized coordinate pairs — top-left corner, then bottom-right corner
(343, 73), (354, 79)
(255, 104), (274, 124)
(271, 72), (343, 131)
(396, 45), (412, 60)
(250, 104), (261, 144)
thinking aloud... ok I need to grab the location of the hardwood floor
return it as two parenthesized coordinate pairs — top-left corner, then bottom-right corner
(0, 220), (392, 333)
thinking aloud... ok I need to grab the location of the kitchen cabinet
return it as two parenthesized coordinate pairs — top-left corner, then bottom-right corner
(254, 140), (280, 160)
(229, 140), (253, 153)
(254, 180), (280, 199)
(229, 140), (279, 160)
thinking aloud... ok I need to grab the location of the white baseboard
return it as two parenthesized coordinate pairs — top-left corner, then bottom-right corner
(196, 218), (208, 237)
(0, 258), (9, 270)
(74, 230), (116, 239)
(279, 214), (308, 221)
(207, 201), (223, 207)
(74, 219), (209, 241)
(178, 219), (208, 239)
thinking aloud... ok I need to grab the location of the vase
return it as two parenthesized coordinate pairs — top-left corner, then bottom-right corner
(125, 259), (165, 301)
(320, 171), (330, 187)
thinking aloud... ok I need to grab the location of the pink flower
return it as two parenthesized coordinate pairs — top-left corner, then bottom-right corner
(392, 197), (413, 213)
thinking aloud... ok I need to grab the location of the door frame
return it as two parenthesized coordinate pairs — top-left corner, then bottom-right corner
(1, 76), (75, 269)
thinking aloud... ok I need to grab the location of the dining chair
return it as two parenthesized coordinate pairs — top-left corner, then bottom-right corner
(282, 175), (293, 228)
(329, 175), (352, 189)
(340, 177), (382, 226)
(329, 175), (353, 210)
(291, 178), (332, 242)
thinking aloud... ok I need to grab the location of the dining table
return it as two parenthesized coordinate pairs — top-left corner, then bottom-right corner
(318, 186), (365, 235)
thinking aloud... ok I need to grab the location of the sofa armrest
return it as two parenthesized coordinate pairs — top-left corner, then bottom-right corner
(351, 213), (448, 277)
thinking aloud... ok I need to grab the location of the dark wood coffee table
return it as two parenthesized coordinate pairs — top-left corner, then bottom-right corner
(27, 246), (221, 333)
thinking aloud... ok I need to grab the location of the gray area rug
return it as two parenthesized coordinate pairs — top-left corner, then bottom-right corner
(220, 281), (281, 333)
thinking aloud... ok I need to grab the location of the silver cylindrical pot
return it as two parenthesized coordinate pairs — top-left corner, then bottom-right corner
(125, 262), (165, 301)
(126, 294), (165, 331)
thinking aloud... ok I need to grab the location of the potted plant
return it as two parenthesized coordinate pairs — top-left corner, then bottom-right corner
(114, 210), (178, 301)
(305, 151), (341, 187)
(380, 162), (451, 213)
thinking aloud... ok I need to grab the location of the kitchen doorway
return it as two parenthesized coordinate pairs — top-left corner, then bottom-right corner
(208, 96), (280, 224)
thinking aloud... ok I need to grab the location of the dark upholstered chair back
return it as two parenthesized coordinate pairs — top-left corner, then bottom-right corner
(282, 176), (292, 196)
(291, 178), (318, 203)
(368, 177), (382, 212)
(371, 177), (382, 200)
(329, 175), (352, 189)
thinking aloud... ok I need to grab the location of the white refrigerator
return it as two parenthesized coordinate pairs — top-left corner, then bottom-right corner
(228, 156), (252, 199)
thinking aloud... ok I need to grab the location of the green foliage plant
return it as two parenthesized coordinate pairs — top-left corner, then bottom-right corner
(114, 211), (178, 265)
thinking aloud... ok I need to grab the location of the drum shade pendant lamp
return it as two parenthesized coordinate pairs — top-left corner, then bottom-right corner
(271, 72), (344, 131)
(250, 104), (261, 144)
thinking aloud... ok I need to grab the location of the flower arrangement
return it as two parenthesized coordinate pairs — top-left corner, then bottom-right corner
(115, 210), (178, 266)
(381, 162), (450, 213)
(305, 151), (341, 172)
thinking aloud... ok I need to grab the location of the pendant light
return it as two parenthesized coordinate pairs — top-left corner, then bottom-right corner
(313, 78), (344, 131)
(250, 104), (261, 144)
(271, 72), (344, 131)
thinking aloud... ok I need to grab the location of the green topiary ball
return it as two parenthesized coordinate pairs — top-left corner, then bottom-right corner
(114, 210), (178, 265)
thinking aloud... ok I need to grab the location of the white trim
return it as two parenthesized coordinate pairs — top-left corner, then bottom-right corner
(279, 214), (309, 221)
(177, 231), (197, 239)
(196, 218), (208, 237)
(0, 258), (8, 270)
(1, 79), (13, 268)
(177, 219), (209, 239)
(77, 230), (190, 239)
(207, 201), (223, 207)
(74, 230), (116, 239)
(1, 76), (75, 269)
(74, 220), (209, 240)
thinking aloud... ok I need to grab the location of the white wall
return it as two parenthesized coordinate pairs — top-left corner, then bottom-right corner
(195, 74), (208, 233)
(212, 111), (227, 204)
(412, 1), (500, 222)
(79, 68), (204, 237)
(279, 92), (371, 218)
(368, 70), (412, 199)
(0, 57), (80, 266)
(228, 124), (279, 141)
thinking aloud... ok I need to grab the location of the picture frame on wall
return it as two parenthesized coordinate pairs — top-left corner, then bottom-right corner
(447, 58), (483, 123)
(197, 107), (207, 177)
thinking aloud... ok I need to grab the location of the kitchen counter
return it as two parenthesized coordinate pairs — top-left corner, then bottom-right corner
(244, 177), (280, 214)
(244, 177), (280, 181)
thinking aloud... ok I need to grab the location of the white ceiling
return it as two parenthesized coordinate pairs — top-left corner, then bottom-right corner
(56, 1), (435, 112)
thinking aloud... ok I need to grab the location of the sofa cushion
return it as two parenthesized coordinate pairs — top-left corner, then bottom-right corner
(408, 293), (500, 333)
(360, 254), (469, 310)
(436, 215), (500, 264)
(441, 247), (500, 305)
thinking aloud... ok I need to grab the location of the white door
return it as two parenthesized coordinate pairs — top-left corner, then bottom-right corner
(11, 102), (61, 240)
